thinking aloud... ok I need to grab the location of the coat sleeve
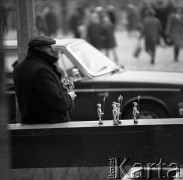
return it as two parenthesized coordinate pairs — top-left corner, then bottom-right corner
(34, 68), (74, 112)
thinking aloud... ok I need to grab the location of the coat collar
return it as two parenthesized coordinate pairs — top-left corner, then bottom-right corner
(27, 48), (61, 79)
(27, 48), (58, 65)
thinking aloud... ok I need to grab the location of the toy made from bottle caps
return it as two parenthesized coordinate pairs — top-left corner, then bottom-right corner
(112, 102), (118, 125)
(62, 76), (75, 92)
(133, 102), (139, 124)
(97, 103), (104, 125)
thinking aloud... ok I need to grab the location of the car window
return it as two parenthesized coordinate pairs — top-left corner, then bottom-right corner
(57, 50), (83, 78)
(68, 41), (117, 76)
(58, 51), (74, 70)
(4, 48), (18, 72)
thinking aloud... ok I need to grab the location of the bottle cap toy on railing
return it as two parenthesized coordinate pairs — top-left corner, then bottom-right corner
(62, 75), (75, 92)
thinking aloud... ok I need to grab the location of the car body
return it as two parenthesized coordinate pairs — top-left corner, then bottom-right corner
(4, 38), (183, 122)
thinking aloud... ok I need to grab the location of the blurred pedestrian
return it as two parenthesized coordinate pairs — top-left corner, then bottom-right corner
(13, 35), (76, 124)
(70, 5), (85, 38)
(126, 4), (140, 37)
(140, 8), (162, 64)
(86, 11), (103, 50)
(165, 0), (175, 18)
(165, 5), (183, 61)
(44, 6), (58, 37)
(101, 14), (119, 63)
(153, 0), (167, 44)
(164, 0), (175, 45)
(1, 4), (9, 34)
(106, 5), (117, 29)
(95, 6), (105, 23)
(153, 0), (175, 45)
(36, 14), (48, 35)
(138, 0), (152, 22)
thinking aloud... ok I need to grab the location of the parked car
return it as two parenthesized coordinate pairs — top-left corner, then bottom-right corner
(4, 38), (183, 122)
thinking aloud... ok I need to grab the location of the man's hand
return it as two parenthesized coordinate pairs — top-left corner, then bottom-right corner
(68, 91), (77, 100)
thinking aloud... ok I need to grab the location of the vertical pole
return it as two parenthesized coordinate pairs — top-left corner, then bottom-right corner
(60, 0), (68, 35)
(16, 0), (36, 62)
(15, 0), (36, 123)
(0, 1), (10, 179)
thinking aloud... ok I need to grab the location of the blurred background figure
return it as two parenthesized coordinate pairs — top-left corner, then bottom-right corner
(138, 0), (153, 23)
(153, 0), (175, 45)
(86, 10), (103, 50)
(163, 0), (175, 46)
(140, 8), (162, 65)
(153, 0), (167, 45)
(3, 0), (183, 72)
(126, 4), (140, 37)
(102, 13), (119, 63)
(70, 5), (85, 38)
(165, 5), (183, 62)
(165, 0), (176, 19)
(1, 4), (8, 35)
(95, 6), (104, 23)
(44, 5), (58, 37)
(36, 14), (48, 35)
(106, 4), (117, 29)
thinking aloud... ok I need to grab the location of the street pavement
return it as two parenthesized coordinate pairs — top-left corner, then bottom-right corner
(114, 30), (183, 73)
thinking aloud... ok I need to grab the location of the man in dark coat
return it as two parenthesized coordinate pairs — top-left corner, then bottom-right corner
(13, 35), (76, 124)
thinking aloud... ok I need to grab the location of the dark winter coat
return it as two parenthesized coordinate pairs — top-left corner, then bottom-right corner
(45, 11), (58, 36)
(166, 13), (183, 48)
(86, 22), (103, 50)
(102, 23), (116, 49)
(70, 12), (83, 38)
(13, 48), (74, 124)
(142, 16), (162, 53)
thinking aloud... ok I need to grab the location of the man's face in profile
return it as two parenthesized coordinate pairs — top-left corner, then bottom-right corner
(41, 45), (55, 56)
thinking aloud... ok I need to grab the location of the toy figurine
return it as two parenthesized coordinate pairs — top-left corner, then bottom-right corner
(116, 103), (121, 124)
(133, 102), (139, 124)
(97, 103), (104, 125)
(112, 102), (118, 125)
(118, 95), (123, 122)
(62, 76), (75, 92)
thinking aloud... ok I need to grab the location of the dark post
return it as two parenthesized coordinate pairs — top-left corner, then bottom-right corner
(0, 1), (10, 179)
(16, 0), (36, 62)
(15, 0), (36, 123)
